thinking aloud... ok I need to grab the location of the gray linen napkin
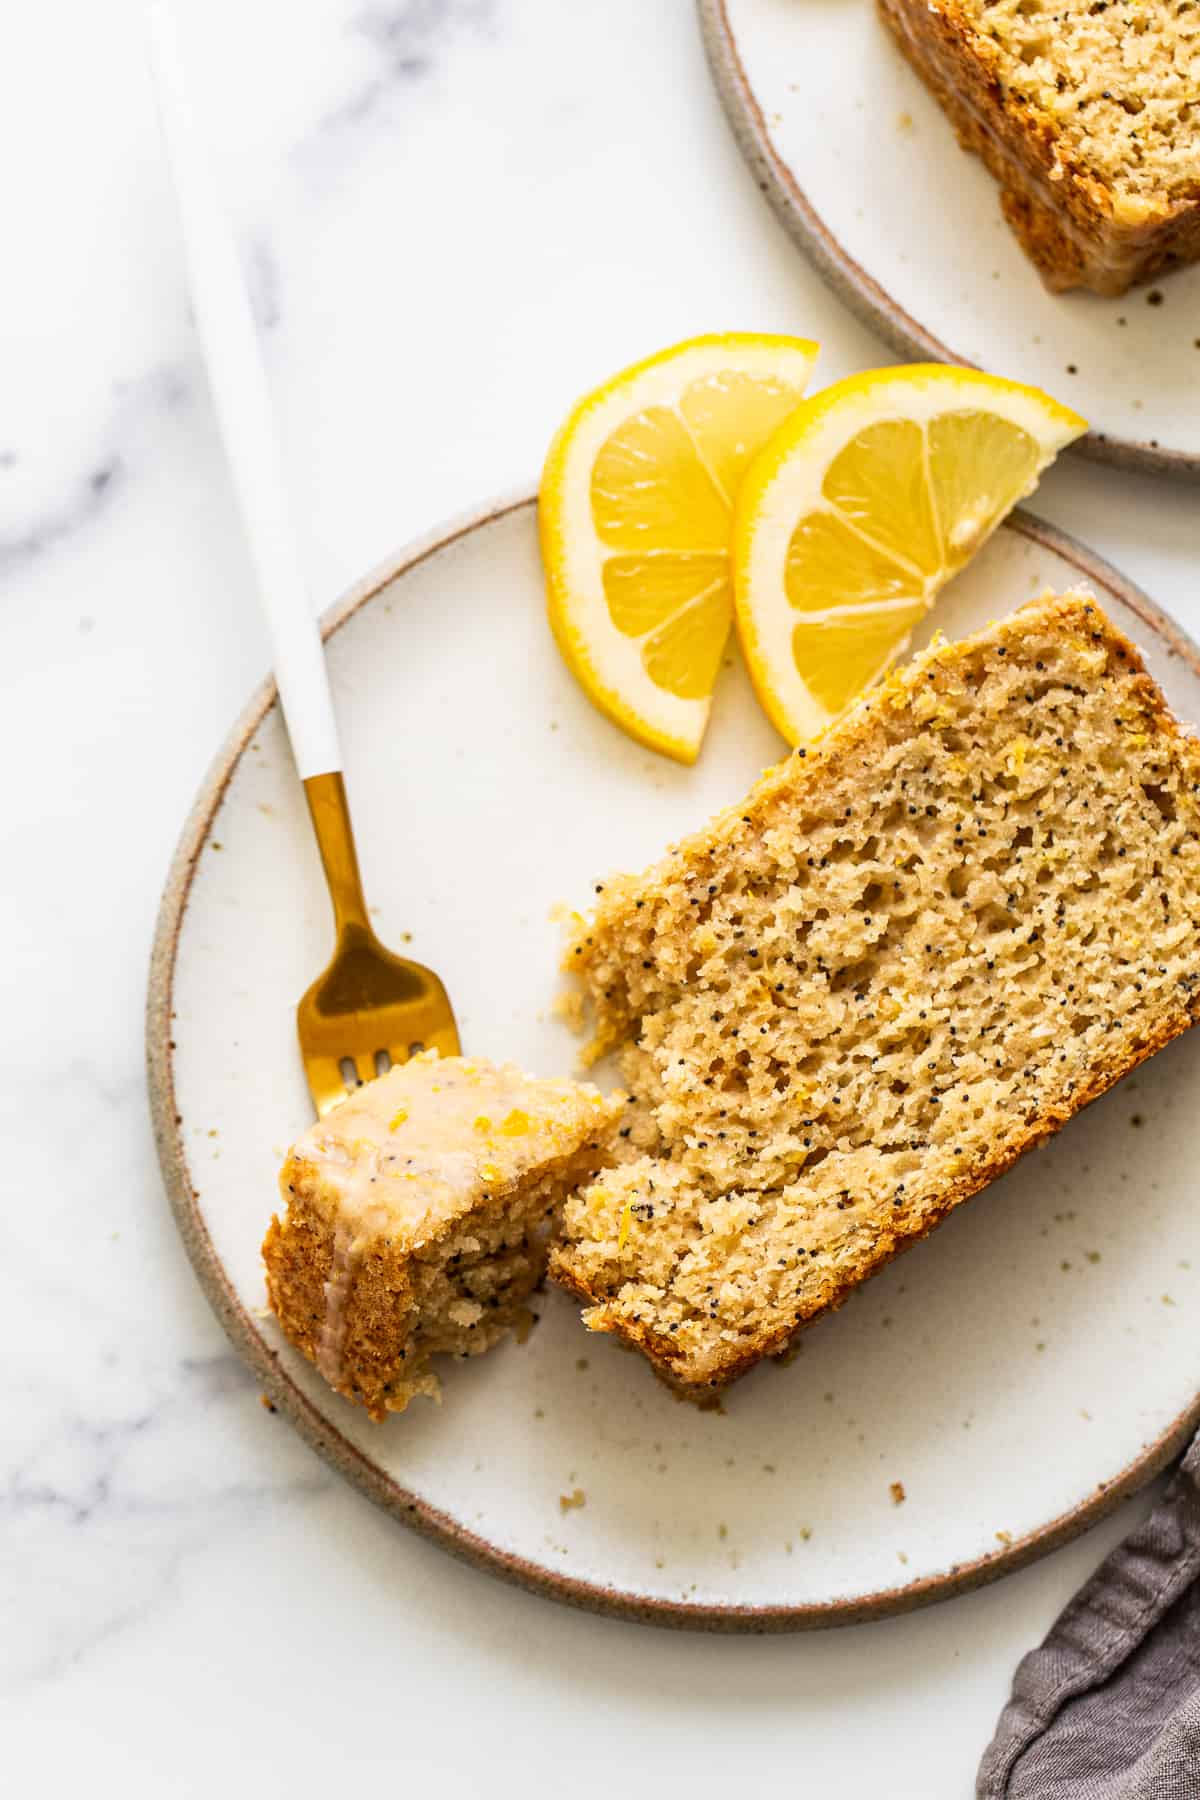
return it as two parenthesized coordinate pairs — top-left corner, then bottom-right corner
(979, 1435), (1200, 1797)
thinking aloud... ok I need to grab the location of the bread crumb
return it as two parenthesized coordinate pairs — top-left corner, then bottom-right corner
(559, 1488), (586, 1513)
(552, 987), (585, 1032)
(890, 1481), (906, 1506)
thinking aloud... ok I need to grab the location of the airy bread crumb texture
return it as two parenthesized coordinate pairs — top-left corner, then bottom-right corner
(962, 0), (1200, 205)
(552, 593), (1200, 1393)
(264, 1054), (621, 1418)
(879, 0), (1200, 291)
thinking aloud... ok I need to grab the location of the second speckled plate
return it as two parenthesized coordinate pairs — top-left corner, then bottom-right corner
(699, 0), (1200, 478)
(149, 495), (1200, 1628)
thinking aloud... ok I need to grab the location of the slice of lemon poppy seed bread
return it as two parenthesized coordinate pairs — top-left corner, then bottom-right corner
(879, 0), (1200, 295)
(264, 1053), (621, 1418)
(551, 593), (1200, 1394)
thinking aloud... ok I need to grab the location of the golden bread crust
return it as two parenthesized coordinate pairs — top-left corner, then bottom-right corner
(551, 1000), (1198, 1392)
(878, 0), (1200, 295)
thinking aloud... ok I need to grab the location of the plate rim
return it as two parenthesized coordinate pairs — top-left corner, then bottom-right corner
(146, 487), (1200, 1632)
(696, 0), (1200, 483)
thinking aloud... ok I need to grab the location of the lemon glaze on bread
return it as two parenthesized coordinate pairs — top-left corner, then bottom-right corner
(552, 594), (1200, 1393)
(879, 0), (1200, 295)
(264, 1053), (620, 1418)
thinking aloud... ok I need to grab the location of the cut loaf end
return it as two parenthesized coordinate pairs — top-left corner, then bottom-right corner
(878, 0), (1200, 295)
(264, 1053), (621, 1418)
(552, 593), (1200, 1393)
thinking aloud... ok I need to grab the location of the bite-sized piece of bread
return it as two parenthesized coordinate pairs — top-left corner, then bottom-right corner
(264, 1053), (620, 1419)
(552, 593), (1200, 1395)
(878, 0), (1200, 295)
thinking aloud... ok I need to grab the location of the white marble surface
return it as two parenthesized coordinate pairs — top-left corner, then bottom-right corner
(2, 2), (1196, 1792)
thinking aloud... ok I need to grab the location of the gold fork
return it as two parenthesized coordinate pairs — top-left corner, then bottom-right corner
(299, 773), (459, 1114)
(149, 6), (459, 1115)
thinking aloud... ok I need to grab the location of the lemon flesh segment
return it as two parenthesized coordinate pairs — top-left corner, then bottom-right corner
(592, 406), (729, 553)
(642, 577), (733, 700)
(821, 419), (942, 576)
(928, 411), (1040, 568)
(732, 366), (1087, 748)
(785, 510), (924, 613)
(602, 552), (728, 638)
(679, 372), (813, 498)
(540, 333), (820, 762)
(791, 600), (927, 716)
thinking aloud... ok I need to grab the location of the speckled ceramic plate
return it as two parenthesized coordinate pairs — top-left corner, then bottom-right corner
(148, 493), (1200, 1629)
(699, 0), (1200, 479)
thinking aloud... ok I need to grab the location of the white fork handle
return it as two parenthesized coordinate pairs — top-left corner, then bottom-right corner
(146, 3), (340, 780)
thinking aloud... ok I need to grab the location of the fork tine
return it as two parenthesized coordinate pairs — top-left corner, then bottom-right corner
(424, 1020), (461, 1060)
(386, 1019), (459, 1068)
(306, 1055), (354, 1118)
(297, 922), (460, 1115)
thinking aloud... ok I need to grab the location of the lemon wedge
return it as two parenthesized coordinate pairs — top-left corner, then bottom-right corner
(732, 365), (1087, 744)
(539, 333), (819, 763)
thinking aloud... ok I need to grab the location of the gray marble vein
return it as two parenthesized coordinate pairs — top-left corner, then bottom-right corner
(3, 1351), (329, 1693)
(0, 458), (125, 581)
(246, 235), (284, 333)
(320, 0), (497, 131)
(0, 365), (191, 585)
